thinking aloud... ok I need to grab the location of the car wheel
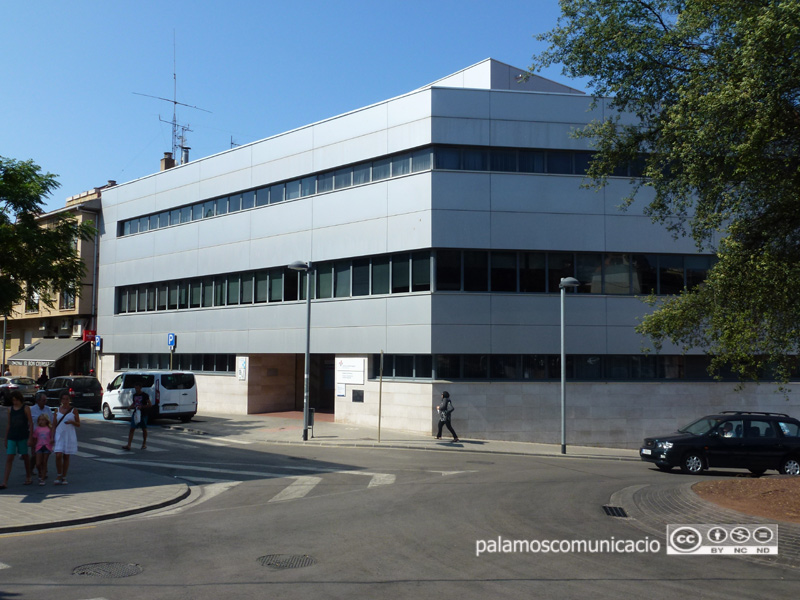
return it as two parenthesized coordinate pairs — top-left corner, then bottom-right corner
(748, 468), (767, 476)
(102, 403), (115, 421)
(179, 415), (193, 423)
(680, 452), (704, 474)
(657, 464), (673, 472)
(780, 457), (800, 476)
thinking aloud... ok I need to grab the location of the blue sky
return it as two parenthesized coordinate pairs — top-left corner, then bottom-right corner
(2, 0), (576, 211)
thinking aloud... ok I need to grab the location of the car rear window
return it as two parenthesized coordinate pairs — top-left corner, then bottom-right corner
(161, 374), (195, 390)
(70, 378), (102, 392)
(779, 422), (800, 437)
(14, 378), (35, 385)
(123, 375), (155, 389)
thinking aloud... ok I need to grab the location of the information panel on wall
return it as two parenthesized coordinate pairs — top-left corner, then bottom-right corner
(335, 357), (365, 387)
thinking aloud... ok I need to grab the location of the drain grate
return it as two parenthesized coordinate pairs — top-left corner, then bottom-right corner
(73, 563), (143, 578)
(602, 505), (628, 518)
(258, 554), (317, 569)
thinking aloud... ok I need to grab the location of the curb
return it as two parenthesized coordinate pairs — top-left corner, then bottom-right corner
(239, 437), (641, 461)
(0, 485), (191, 535)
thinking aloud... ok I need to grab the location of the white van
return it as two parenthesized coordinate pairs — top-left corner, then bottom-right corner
(102, 371), (197, 423)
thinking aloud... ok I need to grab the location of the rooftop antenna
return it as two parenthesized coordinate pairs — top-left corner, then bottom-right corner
(133, 32), (211, 164)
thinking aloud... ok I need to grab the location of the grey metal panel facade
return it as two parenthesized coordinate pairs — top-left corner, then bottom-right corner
(97, 69), (700, 361)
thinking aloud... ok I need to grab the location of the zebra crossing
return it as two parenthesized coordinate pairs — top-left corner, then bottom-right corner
(73, 433), (247, 458)
(77, 430), (398, 503)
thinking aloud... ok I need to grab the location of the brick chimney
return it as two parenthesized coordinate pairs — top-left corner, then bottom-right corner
(160, 152), (176, 171)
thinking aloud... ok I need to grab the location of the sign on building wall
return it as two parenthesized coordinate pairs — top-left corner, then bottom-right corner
(335, 357), (365, 385)
(237, 356), (248, 381)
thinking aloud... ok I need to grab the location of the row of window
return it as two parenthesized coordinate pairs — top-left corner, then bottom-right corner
(118, 353), (236, 373)
(372, 354), (750, 382)
(118, 144), (642, 237)
(115, 249), (715, 314)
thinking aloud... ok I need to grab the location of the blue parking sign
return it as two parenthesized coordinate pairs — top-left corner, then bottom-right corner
(94, 335), (102, 351)
(168, 333), (176, 349)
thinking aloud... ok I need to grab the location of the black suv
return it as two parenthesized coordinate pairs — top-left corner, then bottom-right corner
(42, 376), (103, 412)
(640, 411), (800, 476)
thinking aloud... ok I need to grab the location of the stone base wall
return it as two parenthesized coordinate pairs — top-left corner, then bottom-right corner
(101, 354), (800, 448)
(337, 379), (800, 449)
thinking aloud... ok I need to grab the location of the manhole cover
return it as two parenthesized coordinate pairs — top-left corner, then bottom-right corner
(257, 554), (317, 569)
(73, 562), (143, 578)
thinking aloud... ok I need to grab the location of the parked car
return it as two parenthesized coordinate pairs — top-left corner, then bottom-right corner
(103, 371), (197, 423)
(0, 377), (38, 405)
(42, 376), (103, 411)
(640, 411), (800, 476)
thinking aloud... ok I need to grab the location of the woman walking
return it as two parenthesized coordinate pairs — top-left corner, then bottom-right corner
(53, 392), (80, 485)
(435, 391), (459, 442)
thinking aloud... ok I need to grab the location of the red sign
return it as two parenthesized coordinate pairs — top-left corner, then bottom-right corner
(83, 329), (97, 342)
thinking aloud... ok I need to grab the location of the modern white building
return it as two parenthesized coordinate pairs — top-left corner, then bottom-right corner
(97, 59), (798, 448)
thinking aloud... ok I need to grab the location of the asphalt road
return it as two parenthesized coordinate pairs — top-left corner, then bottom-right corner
(1, 416), (799, 599)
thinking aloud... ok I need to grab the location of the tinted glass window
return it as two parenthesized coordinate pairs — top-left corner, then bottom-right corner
(317, 173), (334, 193)
(286, 180), (301, 200)
(161, 373), (195, 390)
(255, 187), (269, 207)
(547, 152), (573, 174)
(242, 190), (255, 210)
(436, 250), (461, 291)
(435, 148), (460, 170)
(547, 253), (574, 293)
(300, 176), (317, 196)
(270, 184), (284, 204)
(372, 159), (390, 181)
(334, 168), (352, 189)
(660, 255), (685, 294)
(491, 252), (517, 292)
(334, 260), (351, 297)
(464, 251), (488, 292)
(411, 251), (430, 292)
(353, 164), (370, 185)
(352, 258), (370, 296)
(520, 252), (546, 293)
(391, 155), (410, 176)
(372, 257), (389, 294)
(284, 269), (299, 301)
(411, 149), (432, 172)
(519, 150), (545, 173)
(269, 269), (283, 302)
(69, 378), (101, 392)
(392, 254), (410, 293)
(122, 374), (155, 389)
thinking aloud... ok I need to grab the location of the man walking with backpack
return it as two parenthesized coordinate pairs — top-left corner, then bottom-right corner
(435, 391), (459, 442)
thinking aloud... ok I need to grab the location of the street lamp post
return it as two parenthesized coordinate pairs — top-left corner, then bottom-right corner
(289, 260), (313, 441)
(559, 277), (580, 455)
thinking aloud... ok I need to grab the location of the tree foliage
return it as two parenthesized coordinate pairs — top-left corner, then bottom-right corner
(533, 0), (800, 381)
(0, 157), (96, 317)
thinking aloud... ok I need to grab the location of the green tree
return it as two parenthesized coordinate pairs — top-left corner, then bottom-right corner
(0, 157), (96, 316)
(533, 0), (800, 381)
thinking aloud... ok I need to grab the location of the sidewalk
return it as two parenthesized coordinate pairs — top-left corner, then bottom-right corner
(2, 409), (800, 568)
(166, 410), (642, 461)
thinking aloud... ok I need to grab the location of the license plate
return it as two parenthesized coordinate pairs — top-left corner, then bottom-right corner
(641, 448), (651, 455)
(160, 405), (176, 412)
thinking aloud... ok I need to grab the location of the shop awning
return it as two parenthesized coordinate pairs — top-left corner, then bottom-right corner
(8, 338), (88, 367)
